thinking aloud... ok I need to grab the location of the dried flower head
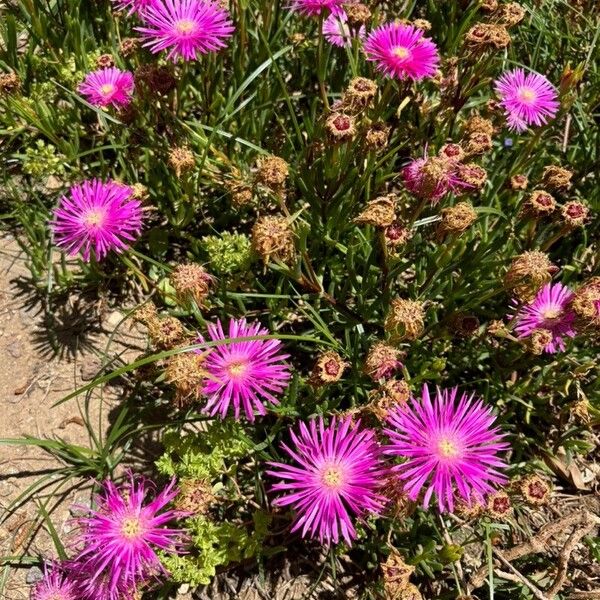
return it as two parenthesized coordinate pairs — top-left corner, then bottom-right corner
(369, 380), (411, 422)
(520, 475), (551, 505)
(364, 22), (440, 81)
(165, 349), (207, 406)
(486, 490), (512, 519)
(541, 165), (573, 191)
(521, 190), (556, 218)
(570, 277), (600, 328)
(495, 68), (559, 132)
(95, 53), (115, 69)
(439, 143), (465, 161)
(267, 417), (386, 545)
(344, 2), (371, 26)
(226, 181), (253, 207)
(480, 0), (498, 11)
(325, 112), (357, 143)
(456, 163), (488, 190)
(437, 202), (477, 236)
(119, 37), (140, 57)
(497, 2), (526, 27)
(256, 155), (289, 193)
(0, 72), (21, 95)
(170, 263), (214, 307)
(251, 215), (295, 264)
(364, 342), (402, 381)
(364, 122), (391, 151)
(524, 328), (554, 355)
(402, 155), (468, 203)
(398, 583), (424, 600)
(148, 315), (186, 349)
(384, 221), (412, 251)
(310, 351), (349, 386)
(135, 63), (177, 94)
(513, 283), (576, 353)
(343, 76), (377, 110)
(176, 478), (215, 514)
(168, 146), (195, 177)
(454, 494), (485, 520)
(447, 312), (480, 337)
(413, 19), (432, 31)
(463, 132), (493, 156)
(464, 115), (495, 137)
(381, 552), (415, 599)
(354, 195), (397, 228)
(385, 298), (425, 342)
(465, 23), (511, 50)
(504, 250), (557, 302)
(561, 200), (589, 227)
(509, 174), (528, 190)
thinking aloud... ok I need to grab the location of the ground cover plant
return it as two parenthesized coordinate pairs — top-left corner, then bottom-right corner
(0, 0), (599, 598)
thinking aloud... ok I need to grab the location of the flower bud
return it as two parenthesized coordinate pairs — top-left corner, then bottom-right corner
(354, 194), (397, 228)
(251, 215), (295, 264)
(385, 299), (425, 342)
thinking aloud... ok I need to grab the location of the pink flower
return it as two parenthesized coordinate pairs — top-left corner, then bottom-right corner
(31, 565), (79, 600)
(52, 179), (143, 262)
(291, 0), (345, 17)
(111, 0), (153, 15)
(513, 283), (576, 353)
(70, 475), (185, 599)
(364, 22), (439, 81)
(78, 67), (134, 108)
(384, 385), (509, 513)
(199, 318), (291, 421)
(322, 11), (365, 47)
(402, 153), (469, 203)
(267, 417), (386, 545)
(136, 0), (235, 62)
(494, 68), (559, 132)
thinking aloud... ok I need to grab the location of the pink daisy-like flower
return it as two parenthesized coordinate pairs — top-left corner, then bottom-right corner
(291, 0), (345, 17)
(364, 23), (440, 81)
(199, 318), (291, 421)
(384, 385), (509, 513)
(402, 153), (470, 204)
(111, 0), (153, 15)
(136, 0), (235, 62)
(78, 67), (135, 108)
(267, 417), (386, 545)
(494, 68), (559, 132)
(322, 11), (365, 47)
(70, 475), (185, 600)
(31, 565), (79, 600)
(513, 283), (576, 353)
(52, 179), (143, 262)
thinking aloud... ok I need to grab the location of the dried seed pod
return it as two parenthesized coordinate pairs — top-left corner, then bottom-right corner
(438, 143), (465, 161)
(309, 351), (348, 386)
(0, 72), (21, 95)
(447, 312), (480, 337)
(256, 155), (289, 193)
(251, 215), (295, 264)
(168, 146), (195, 177)
(465, 23), (511, 50)
(325, 112), (357, 143)
(504, 251), (557, 302)
(561, 200), (589, 227)
(381, 551), (415, 599)
(344, 2), (371, 26)
(385, 299), (425, 342)
(176, 478), (215, 514)
(364, 122), (391, 151)
(148, 316), (185, 349)
(165, 350), (207, 407)
(463, 132), (493, 156)
(570, 277), (600, 328)
(343, 77), (377, 110)
(540, 165), (573, 191)
(519, 475), (551, 506)
(497, 2), (526, 27)
(521, 190), (556, 218)
(119, 37), (140, 57)
(486, 491), (512, 519)
(364, 342), (402, 381)
(509, 174), (528, 190)
(170, 263), (214, 307)
(368, 380), (410, 422)
(354, 194), (397, 228)
(437, 202), (477, 237)
(384, 221), (412, 252)
(456, 163), (487, 190)
(524, 328), (554, 355)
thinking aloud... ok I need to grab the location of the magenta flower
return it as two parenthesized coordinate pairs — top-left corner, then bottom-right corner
(267, 417), (386, 545)
(199, 318), (291, 421)
(364, 23), (439, 81)
(384, 385), (509, 513)
(31, 565), (79, 600)
(111, 0), (153, 15)
(71, 475), (185, 599)
(136, 0), (235, 62)
(402, 153), (470, 203)
(322, 11), (365, 47)
(78, 67), (134, 108)
(291, 0), (345, 17)
(494, 68), (559, 132)
(52, 180), (143, 262)
(513, 283), (576, 353)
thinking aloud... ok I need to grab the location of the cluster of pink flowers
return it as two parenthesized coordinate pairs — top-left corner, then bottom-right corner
(268, 385), (508, 544)
(31, 475), (185, 600)
(512, 282), (577, 353)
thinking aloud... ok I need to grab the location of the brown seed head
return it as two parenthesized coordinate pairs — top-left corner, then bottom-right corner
(251, 215), (295, 264)
(256, 155), (289, 192)
(384, 221), (412, 252)
(170, 263), (214, 307)
(497, 2), (526, 27)
(437, 202), (477, 237)
(354, 194), (397, 228)
(480, 0), (499, 11)
(325, 112), (357, 143)
(509, 174), (528, 190)
(364, 342), (402, 381)
(541, 165), (573, 191)
(464, 115), (495, 137)
(385, 299), (425, 342)
(486, 491), (512, 519)
(165, 350), (207, 407)
(521, 190), (556, 218)
(119, 37), (140, 57)
(227, 181), (254, 207)
(570, 277), (600, 327)
(438, 143), (465, 161)
(447, 312), (480, 337)
(309, 351), (348, 386)
(463, 132), (493, 156)
(525, 328), (554, 355)
(364, 122), (391, 151)
(456, 163), (487, 190)
(561, 200), (589, 228)
(168, 146), (195, 177)
(413, 19), (432, 31)
(176, 478), (215, 514)
(520, 475), (551, 506)
(343, 77), (377, 111)
(344, 3), (371, 26)
(368, 379), (410, 422)
(96, 54), (115, 69)
(504, 251), (556, 302)
(465, 23), (511, 50)
(0, 72), (21, 95)
(130, 183), (149, 200)
(382, 551), (415, 599)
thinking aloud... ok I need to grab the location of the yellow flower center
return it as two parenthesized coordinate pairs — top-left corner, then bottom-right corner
(541, 307), (562, 320)
(393, 46), (410, 59)
(84, 210), (104, 227)
(100, 83), (115, 96)
(228, 361), (247, 377)
(322, 465), (344, 489)
(438, 438), (458, 458)
(121, 516), (142, 539)
(518, 87), (537, 103)
(175, 19), (196, 34)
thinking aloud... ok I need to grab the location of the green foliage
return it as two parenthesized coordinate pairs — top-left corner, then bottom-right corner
(200, 232), (255, 276)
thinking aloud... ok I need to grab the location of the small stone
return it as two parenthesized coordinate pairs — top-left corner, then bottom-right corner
(26, 566), (43, 585)
(6, 340), (23, 358)
(80, 358), (103, 381)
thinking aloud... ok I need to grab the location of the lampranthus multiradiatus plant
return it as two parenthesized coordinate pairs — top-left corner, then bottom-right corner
(1, 0), (598, 598)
